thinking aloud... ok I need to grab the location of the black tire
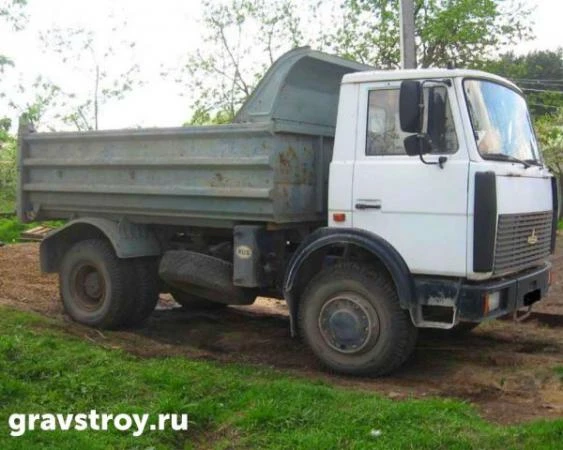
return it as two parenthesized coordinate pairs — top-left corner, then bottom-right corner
(170, 289), (227, 310)
(159, 250), (255, 305)
(123, 258), (160, 326)
(299, 262), (418, 376)
(59, 239), (133, 329)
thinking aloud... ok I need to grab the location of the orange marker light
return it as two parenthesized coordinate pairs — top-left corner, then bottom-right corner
(333, 213), (346, 222)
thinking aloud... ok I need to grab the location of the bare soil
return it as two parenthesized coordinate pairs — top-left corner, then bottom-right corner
(1, 241), (562, 424)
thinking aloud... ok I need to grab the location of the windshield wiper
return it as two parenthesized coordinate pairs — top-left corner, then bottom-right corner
(523, 158), (543, 167)
(484, 153), (530, 168)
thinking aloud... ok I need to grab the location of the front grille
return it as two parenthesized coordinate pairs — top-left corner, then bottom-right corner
(493, 211), (552, 274)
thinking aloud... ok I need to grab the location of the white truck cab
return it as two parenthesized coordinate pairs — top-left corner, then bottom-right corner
(329, 69), (554, 329)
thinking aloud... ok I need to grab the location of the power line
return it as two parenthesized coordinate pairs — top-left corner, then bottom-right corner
(518, 81), (563, 86)
(522, 88), (563, 94)
(528, 103), (563, 110)
(519, 82), (563, 89)
(512, 78), (563, 83)
(511, 79), (563, 89)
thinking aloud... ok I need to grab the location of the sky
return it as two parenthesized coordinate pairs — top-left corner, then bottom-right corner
(0, 0), (562, 131)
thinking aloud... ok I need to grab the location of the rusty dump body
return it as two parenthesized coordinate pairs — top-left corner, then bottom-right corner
(17, 48), (370, 228)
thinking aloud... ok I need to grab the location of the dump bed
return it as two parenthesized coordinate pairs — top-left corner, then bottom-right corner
(17, 48), (370, 228)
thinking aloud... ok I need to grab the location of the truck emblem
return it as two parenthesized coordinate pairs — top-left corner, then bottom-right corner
(527, 228), (538, 245)
(236, 245), (253, 259)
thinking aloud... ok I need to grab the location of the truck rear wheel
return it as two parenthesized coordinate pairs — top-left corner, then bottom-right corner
(299, 262), (417, 376)
(123, 258), (160, 326)
(59, 239), (133, 329)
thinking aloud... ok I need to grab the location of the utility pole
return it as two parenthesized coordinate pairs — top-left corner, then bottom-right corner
(399, 0), (416, 69)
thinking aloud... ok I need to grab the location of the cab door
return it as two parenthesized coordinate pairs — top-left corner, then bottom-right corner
(351, 80), (469, 277)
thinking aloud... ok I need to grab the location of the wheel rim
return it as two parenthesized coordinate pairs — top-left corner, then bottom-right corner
(70, 263), (106, 311)
(318, 293), (380, 354)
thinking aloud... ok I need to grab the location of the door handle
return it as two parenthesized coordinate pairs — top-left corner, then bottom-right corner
(355, 202), (381, 210)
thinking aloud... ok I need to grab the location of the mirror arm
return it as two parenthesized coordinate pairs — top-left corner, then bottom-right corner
(417, 134), (448, 169)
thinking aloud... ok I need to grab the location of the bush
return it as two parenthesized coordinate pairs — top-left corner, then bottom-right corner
(0, 135), (17, 213)
(0, 217), (27, 243)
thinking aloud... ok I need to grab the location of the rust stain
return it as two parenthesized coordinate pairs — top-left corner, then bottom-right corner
(209, 172), (226, 187)
(286, 146), (297, 160)
(279, 152), (290, 170)
(279, 146), (299, 176)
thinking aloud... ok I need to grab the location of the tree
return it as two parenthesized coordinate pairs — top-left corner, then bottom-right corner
(0, 0), (26, 72)
(536, 110), (563, 175)
(0, 116), (16, 211)
(535, 109), (563, 217)
(0, 0), (26, 208)
(36, 25), (142, 131)
(7, 75), (62, 130)
(181, 0), (304, 124)
(331, 0), (532, 69)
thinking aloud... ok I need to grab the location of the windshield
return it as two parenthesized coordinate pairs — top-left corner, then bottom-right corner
(463, 79), (540, 163)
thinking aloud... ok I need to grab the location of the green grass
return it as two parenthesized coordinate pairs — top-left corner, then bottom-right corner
(0, 186), (65, 243)
(0, 308), (561, 449)
(0, 191), (15, 214)
(558, 219), (563, 231)
(0, 217), (64, 243)
(0, 217), (29, 243)
(555, 367), (563, 382)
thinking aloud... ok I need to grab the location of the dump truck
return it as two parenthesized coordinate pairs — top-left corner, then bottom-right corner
(17, 47), (556, 376)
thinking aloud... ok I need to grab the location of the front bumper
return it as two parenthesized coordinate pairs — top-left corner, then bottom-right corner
(457, 263), (551, 322)
(413, 263), (551, 325)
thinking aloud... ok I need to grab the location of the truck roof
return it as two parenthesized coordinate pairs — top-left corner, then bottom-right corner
(342, 68), (521, 93)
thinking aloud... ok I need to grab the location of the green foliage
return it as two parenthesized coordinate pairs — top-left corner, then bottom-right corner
(186, 105), (234, 126)
(0, 217), (64, 243)
(0, 0), (26, 75)
(481, 49), (563, 117)
(34, 26), (142, 131)
(331, 0), (532, 68)
(0, 307), (561, 448)
(0, 217), (64, 242)
(0, 0), (27, 30)
(535, 109), (563, 175)
(0, 119), (16, 210)
(182, 0), (304, 123)
(8, 75), (63, 130)
(0, 217), (26, 242)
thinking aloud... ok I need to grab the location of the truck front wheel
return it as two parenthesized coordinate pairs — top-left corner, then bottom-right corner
(59, 239), (133, 329)
(299, 262), (417, 376)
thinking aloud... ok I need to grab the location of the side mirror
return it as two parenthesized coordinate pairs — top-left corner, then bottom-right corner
(399, 80), (422, 133)
(404, 134), (431, 156)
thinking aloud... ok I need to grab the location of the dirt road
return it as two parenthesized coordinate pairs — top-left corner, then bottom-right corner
(1, 242), (562, 424)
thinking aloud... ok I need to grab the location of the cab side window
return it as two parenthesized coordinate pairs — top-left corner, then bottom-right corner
(366, 86), (458, 156)
(366, 89), (405, 156)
